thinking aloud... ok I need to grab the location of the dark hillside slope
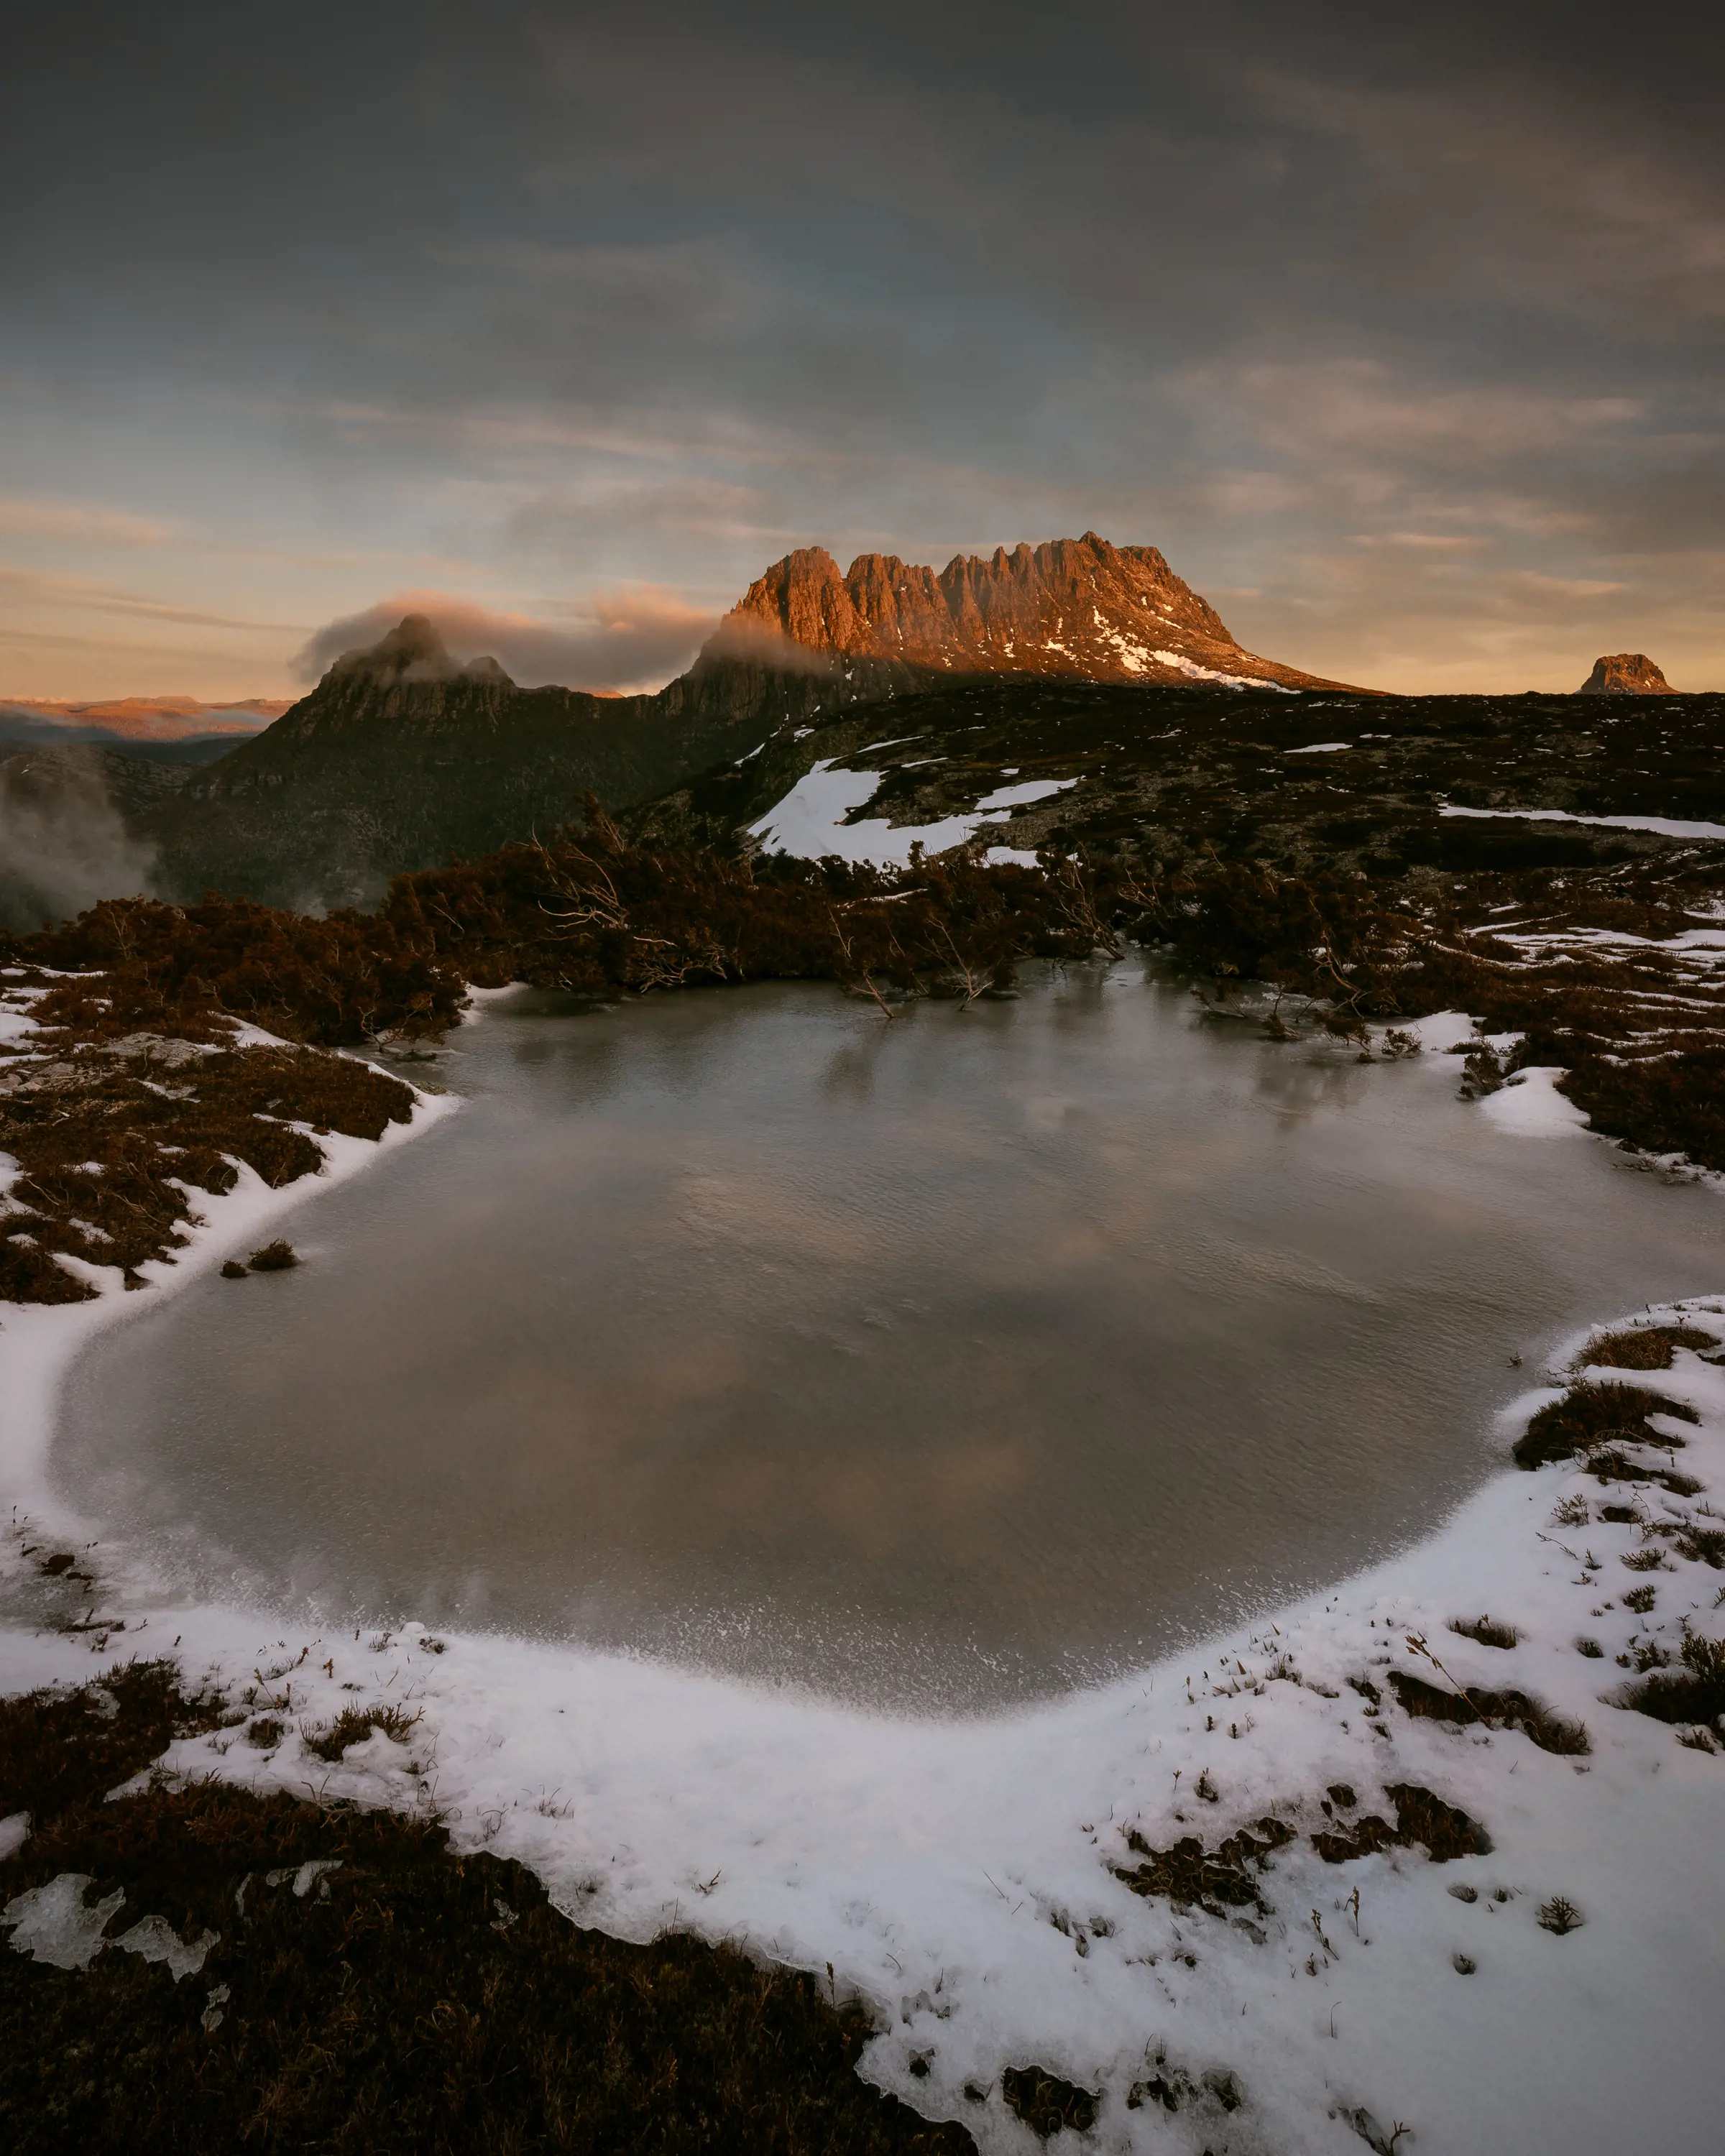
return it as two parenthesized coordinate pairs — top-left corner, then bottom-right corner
(145, 617), (842, 911)
(633, 676), (1725, 879)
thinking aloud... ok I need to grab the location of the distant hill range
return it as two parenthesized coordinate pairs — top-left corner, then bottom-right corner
(0, 694), (285, 756)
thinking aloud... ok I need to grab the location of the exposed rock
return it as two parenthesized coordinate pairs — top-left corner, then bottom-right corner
(1578, 653), (1674, 695)
(719, 533), (1353, 693)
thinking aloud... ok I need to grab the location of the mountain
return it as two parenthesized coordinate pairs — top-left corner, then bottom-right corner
(142, 615), (806, 909)
(719, 532), (1355, 692)
(1578, 653), (1674, 695)
(70, 537), (1355, 911)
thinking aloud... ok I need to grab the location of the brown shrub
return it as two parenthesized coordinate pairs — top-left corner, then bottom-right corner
(1622, 1633), (1725, 1726)
(1, 1048), (413, 1304)
(1000, 2067), (1098, 2137)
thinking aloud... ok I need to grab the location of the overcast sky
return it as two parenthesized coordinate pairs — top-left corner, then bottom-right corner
(2, 1), (1720, 697)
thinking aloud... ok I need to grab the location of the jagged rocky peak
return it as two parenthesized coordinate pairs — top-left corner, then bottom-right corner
(1578, 653), (1673, 695)
(328, 614), (516, 689)
(716, 531), (1347, 690)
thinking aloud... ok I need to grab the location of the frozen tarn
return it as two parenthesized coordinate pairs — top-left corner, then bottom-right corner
(8, 1300), (1725, 2154)
(1440, 805), (1725, 844)
(747, 763), (1076, 867)
(4, 1007), (1725, 2154)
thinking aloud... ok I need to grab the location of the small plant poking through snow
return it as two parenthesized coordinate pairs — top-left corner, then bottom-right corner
(1537, 1895), (1584, 1936)
(302, 1704), (423, 1763)
(247, 1239), (298, 1272)
(1577, 1325), (1716, 1373)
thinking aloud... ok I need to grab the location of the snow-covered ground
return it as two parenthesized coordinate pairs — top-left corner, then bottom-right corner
(747, 760), (1077, 866)
(1440, 803), (1725, 844)
(4, 1003), (1724, 2154)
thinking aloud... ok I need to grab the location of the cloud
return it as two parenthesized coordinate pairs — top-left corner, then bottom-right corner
(0, 565), (293, 633)
(0, 496), (177, 547)
(291, 589), (718, 691)
(4, 4), (1725, 696)
(699, 615), (836, 674)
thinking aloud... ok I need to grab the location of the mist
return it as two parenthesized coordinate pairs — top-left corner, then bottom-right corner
(0, 747), (158, 934)
(293, 591), (717, 693)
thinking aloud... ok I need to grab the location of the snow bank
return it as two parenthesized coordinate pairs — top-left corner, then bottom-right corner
(747, 762), (1076, 867)
(1440, 805), (1725, 844)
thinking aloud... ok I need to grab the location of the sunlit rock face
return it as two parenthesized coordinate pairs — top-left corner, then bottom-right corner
(1578, 652), (1675, 694)
(722, 531), (1357, 692)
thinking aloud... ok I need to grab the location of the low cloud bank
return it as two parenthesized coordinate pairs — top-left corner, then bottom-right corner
(292, 591), (717, 692)
(698, 615), (836, 674)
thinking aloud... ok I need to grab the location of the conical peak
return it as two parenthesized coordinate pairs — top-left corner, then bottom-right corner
(326, 614), (515, 689)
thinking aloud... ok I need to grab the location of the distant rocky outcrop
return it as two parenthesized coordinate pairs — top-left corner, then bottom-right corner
(1578, 653), (1673, 695)
(718, 533), (1353, 693)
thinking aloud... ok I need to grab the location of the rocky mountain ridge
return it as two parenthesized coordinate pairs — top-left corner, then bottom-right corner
(722, 532), (1353, 693)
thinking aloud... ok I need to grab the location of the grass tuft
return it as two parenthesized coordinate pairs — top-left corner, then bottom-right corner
(1577, 1325), (1716, 1372)
(1386, 1669), (1589, 1755)
(300, 1704), (423, 1763)
(1514, 1382), (1698, 1471)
